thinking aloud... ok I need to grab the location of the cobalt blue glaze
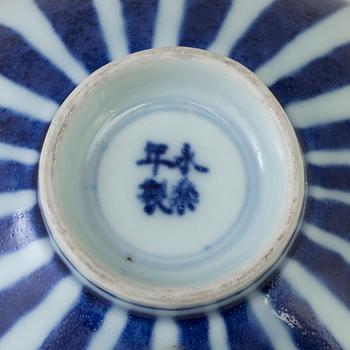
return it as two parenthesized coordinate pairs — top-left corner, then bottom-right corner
(114, 313), (155, 350)
(270, 43), (350, 107)
(0, 256), (69, 337)
(229, 0), (345, 71)
(0, 0), (349, 348)
(120, 0), (159, 53)
(308, 164), (350, 191)
(0, 161), (37, 192)
(304, 197), (350, 242)
(177, 316), (210, 350)
(179, 0), (232, 49)
(0, 108), (49, 151)
(296, 120), (350, 151)
(221, 302), (272, 350)
(261, 276), (343, 349)
(292, 234), (350, 306)
(0, 25), (75, 104)
(41, 288), (111, 350)
(35, 0), (110, 73)
(0, 205), (47, 255)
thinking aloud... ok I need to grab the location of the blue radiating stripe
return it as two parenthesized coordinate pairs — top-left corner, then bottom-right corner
(120, 0), (159, 53)
(270, 43), (350, 107)
(0, 108), (49, 151)
(40, 288), (111, 350)
(261, 275), (343, 349)
(229, 0), (346, 71)
(0, 161), (37, 192)
(220, 302), (271, 349)
(291, 234), (350, 307)
(113, 312), (155, 350)
(304, 197), (350, 242)
(0, 25), (75, 104)
(35, 0), (109, 73)
(308, 164), (350, 192)
(176, 315), (210, 350)
(296, 120), (350, 152)
(0, 256), (69, 337)
(178, 0), (232, 49)
(0, 205), (47, 255)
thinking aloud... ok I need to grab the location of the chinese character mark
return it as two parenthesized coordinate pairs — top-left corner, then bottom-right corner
(138, 178), (172, 215)
(174, 143), (209, 176)
(170, 178), (199, 215)
(136, 141), (209, 216)
(136, 141), (175, 176)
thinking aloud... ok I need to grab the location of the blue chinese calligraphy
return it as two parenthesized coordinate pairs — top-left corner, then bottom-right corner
(138, 179), (172, 215)
(174, 143), (209, 176)
(136, 142), (175, 176)
(136, 141), (209, 216)
(171, 178), (199, 215)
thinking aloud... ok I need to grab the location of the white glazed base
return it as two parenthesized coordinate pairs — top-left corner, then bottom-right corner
(39, 47), (305, 309)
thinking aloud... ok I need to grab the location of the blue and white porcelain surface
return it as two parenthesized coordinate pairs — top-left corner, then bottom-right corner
(0, 0), (349, 349)
(38, 47), (305, 310)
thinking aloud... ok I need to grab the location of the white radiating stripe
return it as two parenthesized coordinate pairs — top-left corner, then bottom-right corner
(0, 0), (88, 84)
(283, 259), (350, 349)
(208, 312), (230, 350)
(0, 142), (39, 165)
(0, 238), (54, 290)
(249, 291), (297, 350)
(93, 0), (129, 60)
(88, 306), (127, 350)
(0, 277), (81, 350)
(303, 223), (350, 264)
(257, 6), (350, 86)
(209, 0), (274, 56)
(153, 0), (185, 48)
(0, 75), (58, 122)
(306, 150), (350, 166)
(309, 186), (350, 206)
(286, 85), (350, 128)
(0, 190), (36, 218)
(151, 317), (178, 350)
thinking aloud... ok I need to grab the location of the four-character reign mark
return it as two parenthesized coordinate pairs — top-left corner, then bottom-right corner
(137, 141), (209, 216)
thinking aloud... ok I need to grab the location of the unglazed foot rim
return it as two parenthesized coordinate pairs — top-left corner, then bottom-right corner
(39, 47), (305, 309)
